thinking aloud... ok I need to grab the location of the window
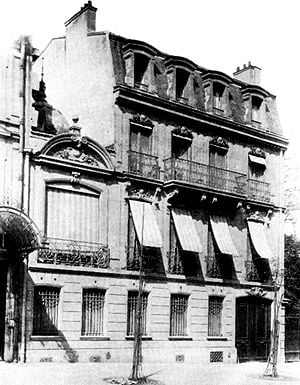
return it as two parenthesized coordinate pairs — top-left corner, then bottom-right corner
(168, 218), (183, 274)
(127, 210), (141, 270)
(134, 53), (150, 90)
(213, 83), (225, 113)
(251, 96), (263, 123)
(208, 296), (223, 337)
(175, 68), (190, 102)
(33, 286), (60, 336)
(82, 289), (105, 336)
(130, 124), (152, 155)
(127, 291), (148, 336)
(170, 294), (188, 336)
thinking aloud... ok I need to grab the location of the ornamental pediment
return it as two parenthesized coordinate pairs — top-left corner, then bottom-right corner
(35, 133), (114, 170)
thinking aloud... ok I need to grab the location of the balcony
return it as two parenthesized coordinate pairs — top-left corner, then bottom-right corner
(205, 255), (222, 278)
(128, 151), (160, 180)
(37, 237), (110, 268)
(248, 179), (271, 203)
(164, 158), (247, 196)
(167, 251), (184, 274)
(245, 259), (272, 284)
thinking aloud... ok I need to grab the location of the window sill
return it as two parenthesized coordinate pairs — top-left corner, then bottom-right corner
(80, 336), (110, 341)
(125, 336), (153, 341)
(207, 336), (228, 341)
(31, 335), (63, 341)
(168, 336), (193, 341)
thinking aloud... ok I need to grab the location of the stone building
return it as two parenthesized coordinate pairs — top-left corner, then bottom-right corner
(0, 2), (288, 364)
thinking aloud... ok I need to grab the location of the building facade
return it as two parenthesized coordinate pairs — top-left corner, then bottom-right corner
(0, 2), (288, 364)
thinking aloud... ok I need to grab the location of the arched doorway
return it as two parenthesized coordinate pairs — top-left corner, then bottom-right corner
(236, 296), (271, 362)
(0, 207), (40, 362)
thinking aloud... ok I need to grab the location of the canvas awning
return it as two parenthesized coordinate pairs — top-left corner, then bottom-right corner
(210, 215), (238, 256)
(129, 200), (162, 248)
(249, 154), (266, 167)
(247, 220), (274, 260)
(171, 208), (202, 253)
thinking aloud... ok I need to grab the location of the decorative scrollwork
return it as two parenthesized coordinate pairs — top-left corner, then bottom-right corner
(130, 113), (154, 128)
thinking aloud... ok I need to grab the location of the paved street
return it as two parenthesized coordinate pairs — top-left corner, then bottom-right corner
(1, 361), (300, 385)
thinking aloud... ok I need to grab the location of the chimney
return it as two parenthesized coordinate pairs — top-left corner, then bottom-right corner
(233, 61), (261, 86)
(65, 1), (97, 34)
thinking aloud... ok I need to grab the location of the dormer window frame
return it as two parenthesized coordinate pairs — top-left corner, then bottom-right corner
(123, 48), (155, 93)
(251, 95), (264, 126)
(240, 86), (269, 128)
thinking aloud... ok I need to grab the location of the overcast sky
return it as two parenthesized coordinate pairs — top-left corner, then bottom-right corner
(0, 0), (299, 155)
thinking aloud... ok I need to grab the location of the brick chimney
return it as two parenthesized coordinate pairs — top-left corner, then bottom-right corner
(233, 62), (261, 86)
(65, 1), (97, 34)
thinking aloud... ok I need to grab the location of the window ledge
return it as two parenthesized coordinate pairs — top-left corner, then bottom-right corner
(168, 336), (193, 341)
(31, 335), (63, 341)
(125, 336), (153, 340)
(207, 336), (228, 341)
(80, 336), (110, 341)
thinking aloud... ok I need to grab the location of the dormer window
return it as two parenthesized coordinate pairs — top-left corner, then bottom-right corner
(251, 96), (263, 124)
(176, 68), (190, 103)
(213, 83), (226, 115)
(134, 53), (150, 91)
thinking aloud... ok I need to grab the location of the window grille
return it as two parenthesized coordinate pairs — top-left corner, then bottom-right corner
(170, 294), (188, 336)
(208, 296), (223, 337)
(33, 286), (60, 335)
(82, 289), (105, 336)
(210, 351), (223, 362)
(127, 292), (148, 336)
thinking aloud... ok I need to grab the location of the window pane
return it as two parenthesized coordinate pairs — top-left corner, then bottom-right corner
(170, 294), (188, 336)
(208, 296), (223, 336)
(127, 292), (148, 336)
(33, 287), (60, 336)
(82, 289), (105, 336)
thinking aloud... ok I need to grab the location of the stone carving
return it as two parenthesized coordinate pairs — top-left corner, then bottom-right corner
(210, 136), (229, 150)
(131, 113), (154, 128)
(127, 187), (153, 200)
(172, 126), (193, 139)
(249, 147), (266, 158)
(246, 287), (266, 297)
(247, 210), (265, 223)
(54, 146), (101, 166)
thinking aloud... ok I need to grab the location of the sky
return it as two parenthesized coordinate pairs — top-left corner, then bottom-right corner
(0, 0), (299, 155)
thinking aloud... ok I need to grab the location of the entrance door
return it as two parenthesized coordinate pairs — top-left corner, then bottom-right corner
(236, 297), (271, 362)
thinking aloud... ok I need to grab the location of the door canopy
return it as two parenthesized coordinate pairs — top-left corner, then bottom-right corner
(0, 207), (41, 252)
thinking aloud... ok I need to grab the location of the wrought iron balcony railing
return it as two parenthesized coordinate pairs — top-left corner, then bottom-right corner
(245, 259), (273, 284)
(245, 260), (260, 282)
(167, 251), (184, 274)
(247, 179), (271, 203)
(205, 255), (222, 279)
(126, 246), (140, 271)
(37, 237), (110, 268)
(128, 150), (160, 179)
(164, 158), (247, 195)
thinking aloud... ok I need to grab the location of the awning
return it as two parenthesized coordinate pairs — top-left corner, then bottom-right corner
(210, 215), (238, 256)
(247, 220), (274, 260)
(129, 200), (162, 248)
(249, 154), (266, 167)
(171, 208), (202, 253)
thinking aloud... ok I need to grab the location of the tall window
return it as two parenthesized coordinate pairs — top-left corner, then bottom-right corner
(130, 125), (152, 155)
(208, 296), (223, 337)
(33, 286), (60, 336)
(251, 96), (263, 122)
(213, 83), (225, 112)
(175, 68), (190, 102)
(127, 291), (148, 336)
(82, 289), (105, 336)
(170, 294), (188, 336)
(134, 53), (150, 90)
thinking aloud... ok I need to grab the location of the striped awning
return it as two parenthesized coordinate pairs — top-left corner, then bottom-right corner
(129, 200), (162, 248)
(249, 154), (266, 167)
(171, 208), (202, 253)
(247, 220), (274, 260)
(210, 215), (238, 256)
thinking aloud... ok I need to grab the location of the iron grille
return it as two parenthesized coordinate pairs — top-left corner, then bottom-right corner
(210, 351), (223, 362)
(208, 297), (223, 337)
(37, 237), (110, 268)
(167, 251), (184, 274)
(248, 179), (271, 203)
(128, 150), (160, 179)
(170, 294), (188, 337)
(33, 287), (60, 335)
(127, 292), (148, 336)
(82, 289), (105, 336)
(206, 255), (222, 278)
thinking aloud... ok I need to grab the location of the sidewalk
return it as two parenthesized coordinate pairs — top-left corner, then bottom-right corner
(1, 361), (300, 385)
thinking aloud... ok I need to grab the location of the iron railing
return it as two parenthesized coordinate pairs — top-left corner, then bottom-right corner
(126, 246), (140, 271)
(37, 237), (110, 268)
(167, 251), (184, 275)
(245, 259), (272, 284)
(164, 158), (247, 195)
(128, 150), (160, 179)
(245, 260), (260, 282)
(248, 179), (271, 203)
(205, 255), (222, 279)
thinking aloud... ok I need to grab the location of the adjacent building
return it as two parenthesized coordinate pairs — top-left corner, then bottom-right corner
(0, 2), (288, 364)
